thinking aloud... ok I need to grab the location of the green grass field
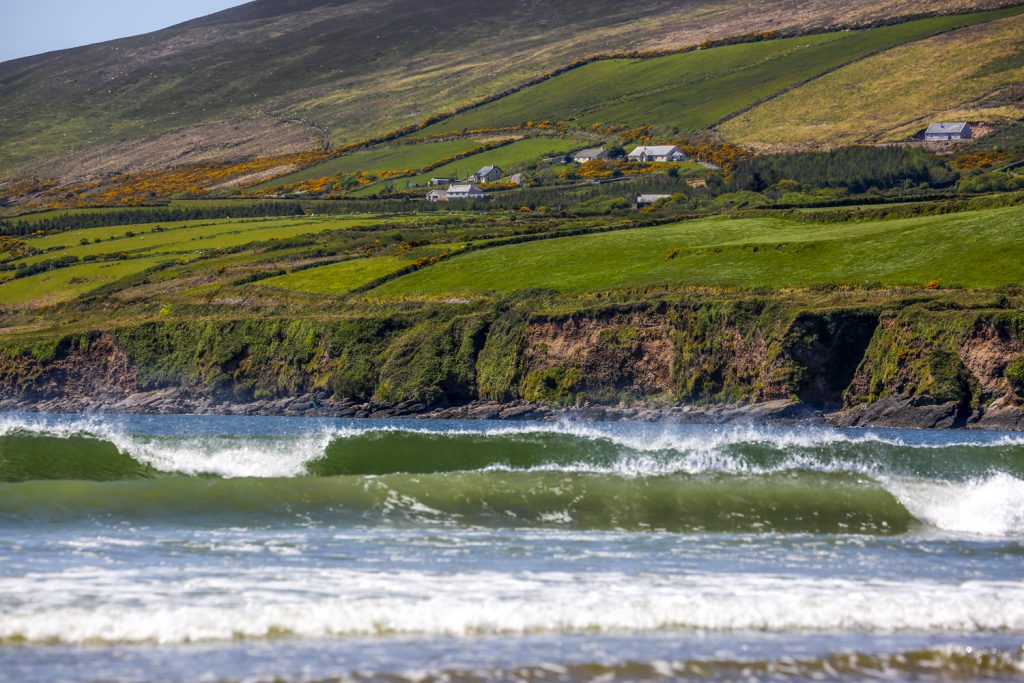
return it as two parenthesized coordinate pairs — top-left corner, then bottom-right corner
(261, 256), (409, 294)
(719, 14), (1024, 149)
(350, 137), (588, 196)
(252, 139), (494, 191)
(346, 136), (589, 194)
(14, 216), (388, 266)
(373, 205), (1024, 295)
(0, 256), (171, 305)
(421, 7), (1024, 136)
(0, 215), (395, 305)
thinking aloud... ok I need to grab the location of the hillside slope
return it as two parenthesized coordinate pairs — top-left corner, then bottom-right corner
(0, 0), (1017, 178)
(420, 9), (1021, 137)
(719, 14), (1024, 149)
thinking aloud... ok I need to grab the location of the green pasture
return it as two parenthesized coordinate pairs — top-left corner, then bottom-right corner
(373, 205), (1024, 294)
(252, 139), (491, 190)
(15, 216), (388, 266)
(261, 256), (409, 295)
(421, 7), (1024, 135)
(350, 137), (588, 196)
(0, 256), (170, 305)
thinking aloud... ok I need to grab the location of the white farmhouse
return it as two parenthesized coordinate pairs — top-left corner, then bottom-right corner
(426, 189), (449, 202)
(636, 194), (673, 208)
(925, 122), (972, 142)
(446, 184), (487, 200)
(628, 145), (686, 162)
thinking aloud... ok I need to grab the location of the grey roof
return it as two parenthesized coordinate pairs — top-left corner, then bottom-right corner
(447, 184), (484, 194)
(926, 122), (970, 135)
(574, 148), (607, 158)
(476, 165), (502, 175)
(628, 145), (682, 157)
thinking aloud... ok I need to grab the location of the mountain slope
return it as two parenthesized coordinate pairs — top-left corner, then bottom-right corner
(719, 14), (1024, 149)
(0, 0), (1017, 177)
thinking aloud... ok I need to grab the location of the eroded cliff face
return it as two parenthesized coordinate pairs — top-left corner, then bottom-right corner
(835, 310), (1024, 429)
(0, 334), (137, 409)
(519, 313), (675, 405)
(0, 301), (1022, 428)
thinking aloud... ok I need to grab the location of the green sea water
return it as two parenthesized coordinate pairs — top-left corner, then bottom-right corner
(0, 413), (1021, 682)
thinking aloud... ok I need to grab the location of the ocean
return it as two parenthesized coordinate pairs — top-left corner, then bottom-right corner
(0, 413), (1021, 682)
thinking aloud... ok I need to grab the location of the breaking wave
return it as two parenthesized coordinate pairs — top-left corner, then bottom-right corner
(0, 415), (1022, 536)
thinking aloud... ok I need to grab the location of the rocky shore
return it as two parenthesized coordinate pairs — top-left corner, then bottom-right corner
(3, 389), (1022, 430)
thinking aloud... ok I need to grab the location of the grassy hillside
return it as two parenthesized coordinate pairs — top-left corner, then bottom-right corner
(0, 214), (390, 305)
(348, 137), (589, 196)
(720, 14), (1024, 149)
(371, 205), (1024, 295)
(0, 0), (1015, 177)
(421, 8), (1024, 137)
(250, 139), (492, 190)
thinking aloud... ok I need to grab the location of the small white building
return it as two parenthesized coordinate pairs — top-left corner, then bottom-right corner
(446, 184), (487, 200)
(925, 122), (972, 142)
(509, 173), (524, 186)
(628, 145), (686, 163)
(429, 177), (456, 186)
(636, 194), (672, 208)
(426, 189), (449, 202)
(573, 148), (609, 164)
(470, 165), (504, 184)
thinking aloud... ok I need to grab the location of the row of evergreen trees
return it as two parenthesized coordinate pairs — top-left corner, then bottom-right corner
(0, 202), (305, 236)
(729, 147), (953, 194)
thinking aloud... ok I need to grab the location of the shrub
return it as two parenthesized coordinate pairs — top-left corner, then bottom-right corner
(1005, 357), (1024, 395)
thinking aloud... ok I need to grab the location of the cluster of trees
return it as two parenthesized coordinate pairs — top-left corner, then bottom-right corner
(729, 147), (953, 194)
(0, 203), (304, 236)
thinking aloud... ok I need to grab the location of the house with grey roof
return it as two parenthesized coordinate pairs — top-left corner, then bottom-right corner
(925, 122), (972, 142)
(628, 145), (686, 163)
(470, 165), (504, 184)
(573, 148), (609, 164)
(446, 184), (487, 200)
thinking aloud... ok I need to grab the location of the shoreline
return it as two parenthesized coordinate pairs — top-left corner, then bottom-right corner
(3, 390), (1022, 430)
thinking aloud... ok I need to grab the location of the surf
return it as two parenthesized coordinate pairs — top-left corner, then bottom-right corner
(0, 414), (1022, 536)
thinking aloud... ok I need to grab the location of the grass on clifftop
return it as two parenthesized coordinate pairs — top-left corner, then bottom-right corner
(719, 13), (1024, 149)
(261, 256), (409, 295)
(372, 204), (1024, 295)
(0, 215), (392, 306)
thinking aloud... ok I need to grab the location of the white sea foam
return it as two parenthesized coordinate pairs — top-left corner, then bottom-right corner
(883, 472), (1024, 538)
(1, 567), (1022, 644)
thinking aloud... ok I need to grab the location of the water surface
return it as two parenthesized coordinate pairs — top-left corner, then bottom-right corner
(0, 414), (1022, 682)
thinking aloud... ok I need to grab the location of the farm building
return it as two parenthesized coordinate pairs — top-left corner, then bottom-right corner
(573, 148), (609, 164)
(426, 189), (449, 202)
(628, 145), (686, 162)
(429, 177), (456, 186)
(636, 194), (673, 208)
(446, 184), (487, 200)
(925, 122), (972, 141)
(471, 165), (504, 184)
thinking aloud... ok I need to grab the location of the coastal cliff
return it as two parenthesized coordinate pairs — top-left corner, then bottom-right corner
(2, 295), (1023, 429)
